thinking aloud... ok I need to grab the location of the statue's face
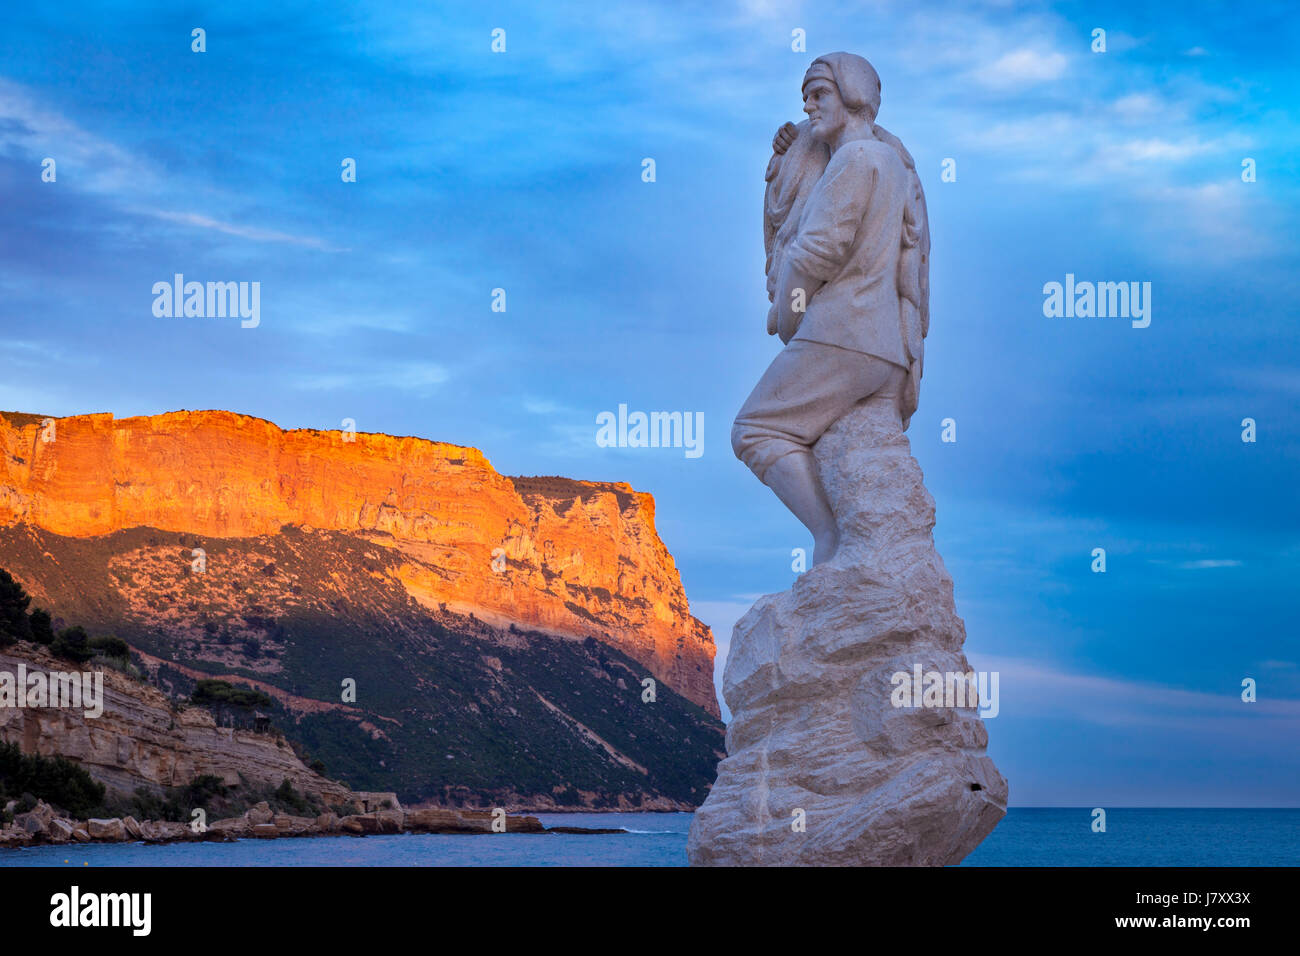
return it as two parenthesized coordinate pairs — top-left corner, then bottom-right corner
(802, 78), (847, 143)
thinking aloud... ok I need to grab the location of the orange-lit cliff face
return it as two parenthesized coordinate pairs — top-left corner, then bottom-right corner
(0, 410), (718, 717)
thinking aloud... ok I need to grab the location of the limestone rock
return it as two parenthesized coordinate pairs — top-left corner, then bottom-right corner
(0, 409), (718, 714)
(48, 819), (76, 843)
(404, 808), (482, 833)
(86, 818), (126, 841)
(354, 791), (401, 813)
(138, 821), (184, 842)
(0, 827), (32, 847)
(689, 395), (1007, 866)
(342, 809), (404, 835)
(244, 802), (274, 826)
(273, 813), (315, 833)
(14, 799), (57, 837)
(402, 807), (545, 834)
(0, 646), (354, 807)
(15, 811), (47, 837)
(210, 817), (250, 837)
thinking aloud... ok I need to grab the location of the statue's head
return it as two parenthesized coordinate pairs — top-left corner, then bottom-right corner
(801, 52), (881, 145)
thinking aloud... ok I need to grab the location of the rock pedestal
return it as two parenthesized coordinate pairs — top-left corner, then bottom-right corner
(688, 393), (1007, 866)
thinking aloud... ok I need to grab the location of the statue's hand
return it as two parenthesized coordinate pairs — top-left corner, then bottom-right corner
(772, 122), (798, 156)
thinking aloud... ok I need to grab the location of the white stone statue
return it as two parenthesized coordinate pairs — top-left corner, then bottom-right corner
(690, 54), (1005, 868)
(732, 52), (930, 566)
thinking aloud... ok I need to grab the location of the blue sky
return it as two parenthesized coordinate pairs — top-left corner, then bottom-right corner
(2, 0), (1297, 806)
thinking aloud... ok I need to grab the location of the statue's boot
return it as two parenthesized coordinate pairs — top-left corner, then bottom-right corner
(761, 450), (838, 565)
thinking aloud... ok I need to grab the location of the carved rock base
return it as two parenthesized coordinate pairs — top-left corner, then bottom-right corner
(688, 394), (1007, 866)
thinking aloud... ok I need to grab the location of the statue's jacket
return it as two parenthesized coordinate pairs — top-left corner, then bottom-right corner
(783, 138), (909, 368)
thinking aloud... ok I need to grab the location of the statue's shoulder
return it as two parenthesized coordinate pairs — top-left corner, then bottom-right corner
(831, 137), (906, 176)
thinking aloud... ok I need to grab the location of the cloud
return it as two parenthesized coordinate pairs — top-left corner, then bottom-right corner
(0, 78), (147, 194)
(1101, 137), (1219, 163)
(1112, 92), (1167, 121)
(969, 653), (1300, 733)
(973, 48), (1068, 88)
(139, 209), (345, 252)
(523, 398), (570, 416)
(0, 78), (342, 252)
(1176, 559), (1243, 570)
(292, 361), (450, 392)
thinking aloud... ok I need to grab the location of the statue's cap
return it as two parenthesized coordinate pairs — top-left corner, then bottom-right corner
(802, 52), (881, 117)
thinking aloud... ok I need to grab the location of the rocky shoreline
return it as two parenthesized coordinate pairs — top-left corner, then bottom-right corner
(1, 799), (625, 848)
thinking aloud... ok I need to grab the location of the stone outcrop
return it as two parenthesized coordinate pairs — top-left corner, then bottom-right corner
(86, 818), (124, 840)
(688, 394), (1007, 866)
(0, 410), (716, 715)
(0, 645), (352, 805)
(0, 798), (594, 847)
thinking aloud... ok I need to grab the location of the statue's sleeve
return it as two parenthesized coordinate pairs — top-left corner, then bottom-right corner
(783, 149), (874, 282)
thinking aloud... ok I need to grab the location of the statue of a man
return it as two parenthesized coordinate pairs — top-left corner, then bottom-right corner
(732, 52), (930, 566)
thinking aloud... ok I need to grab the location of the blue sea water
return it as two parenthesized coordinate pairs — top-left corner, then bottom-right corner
(1, 809), (1296, 867)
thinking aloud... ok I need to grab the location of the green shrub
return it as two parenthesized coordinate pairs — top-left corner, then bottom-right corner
(272, 778), (314, 815)
(0, 742), (106, 817)
(89, 635), (130, 660)
(182, 774), (229, 806)
(50, 626), (95, 663)
(28, 607), (54, 645)
(0, 569), (32, 645)
(191, 679), (272, 710)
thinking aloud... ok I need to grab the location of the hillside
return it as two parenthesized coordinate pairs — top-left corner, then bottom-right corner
(0, 410), (724, 808)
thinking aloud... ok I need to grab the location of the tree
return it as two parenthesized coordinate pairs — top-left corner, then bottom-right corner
(89, 635), (130, 660)
(0, 569), (32, 645)
(50, 626), (93, 663)
(28, 607), (54, 645)
(0, 742), (105, 817)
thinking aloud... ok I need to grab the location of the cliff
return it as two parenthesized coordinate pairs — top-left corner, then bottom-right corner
(0, 410), (724, 808)
(0, 409), (716, 716)
(0, 644), (353, 806)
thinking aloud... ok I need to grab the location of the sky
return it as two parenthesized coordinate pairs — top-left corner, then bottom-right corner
(1, 0), (1297, 806)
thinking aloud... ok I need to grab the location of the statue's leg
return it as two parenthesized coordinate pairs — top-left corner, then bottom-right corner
(732, 341), (905, 566)
(762, 450), (840, 564)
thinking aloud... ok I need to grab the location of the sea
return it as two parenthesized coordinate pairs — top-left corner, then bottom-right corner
(2, 808), (1297, 867)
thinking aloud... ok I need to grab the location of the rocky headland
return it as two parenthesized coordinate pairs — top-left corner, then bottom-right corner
(0, 409), (724, 810)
